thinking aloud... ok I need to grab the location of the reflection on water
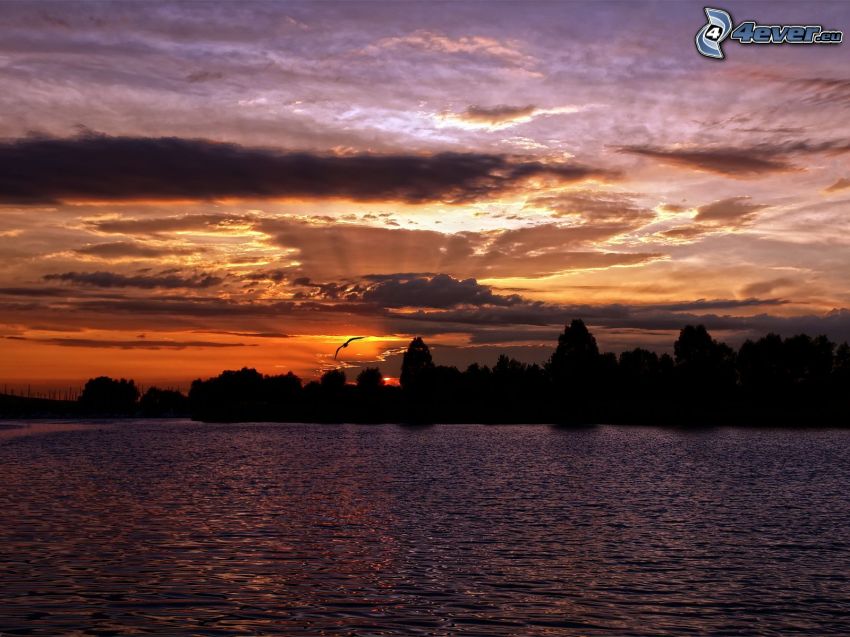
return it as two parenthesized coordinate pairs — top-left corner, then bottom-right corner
(2, 421), (850, 635)
(0, 421), (109, 441)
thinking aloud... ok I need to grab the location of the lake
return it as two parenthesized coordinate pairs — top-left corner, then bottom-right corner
(1, 420), (849, 635)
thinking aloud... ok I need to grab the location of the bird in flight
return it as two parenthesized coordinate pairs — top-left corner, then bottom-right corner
(335, 336), (366, 360)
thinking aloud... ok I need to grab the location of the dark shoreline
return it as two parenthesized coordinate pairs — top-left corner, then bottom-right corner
(5, 321), (850, 427)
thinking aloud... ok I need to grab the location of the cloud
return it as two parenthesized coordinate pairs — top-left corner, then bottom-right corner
(658, 196), (768, 241)
(530, 190), (654, 224)
(259, 218), (661, 279)
(0, 134), (612, 204)
(185, 70), (224, 83)
(455, 104), (535, 124)
(438, 104), (580, 130)
(90, 214), (251, 236)
(386, 302), (850, 346)
(825, 177), (850, 193)
(695, 196), (767, 223)
(297, 273), (523, 308)
(791, 77), (850, 106)
(622, 139), (850, 179)
(468, 328), (562, 344)
(660, 225), (711, 240)
(740, 278), (796, 297)
(0, 287), (68, 297)
(362, 274), (522, 307)
(75, 241), (202, 259)
(590, 308), (850, 345)
(68, 298), (296, 318)
(44, 271), (223, 289)
(242, 269), (289, 284)
(378, 295), (790, 331)
(620, 145), (794, 177)
(197, 330), (291, 338)
(6, 336), (251, 349)
(486, 222), (641, 254)
(5, 272), (850, 349)
(647, 298), (787, 312)
(367, 30), (533, 66)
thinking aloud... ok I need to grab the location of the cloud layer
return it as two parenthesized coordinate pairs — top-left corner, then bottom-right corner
(0, 2), (848, 384)
(0, 134), (611, 204)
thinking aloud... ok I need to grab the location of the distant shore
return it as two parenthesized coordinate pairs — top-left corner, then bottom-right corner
(4, 321), (850, 426)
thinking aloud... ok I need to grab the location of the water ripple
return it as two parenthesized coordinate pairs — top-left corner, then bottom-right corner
(2, 421), (850, 635)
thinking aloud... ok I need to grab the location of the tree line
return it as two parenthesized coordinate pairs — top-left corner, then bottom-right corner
(4, 320), (848, 423)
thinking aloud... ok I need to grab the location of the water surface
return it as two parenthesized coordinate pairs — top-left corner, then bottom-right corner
(2, 420), (849, 635)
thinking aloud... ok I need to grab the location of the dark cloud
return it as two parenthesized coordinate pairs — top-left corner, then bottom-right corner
(388, 303), (850, 345)
(454, 104), (536, 124)
(67, 298), (296, 318)
(291, 278), (359, 302)
(620, 145), (794, 177)
(390, 303), (594, 327)
(590, 309), (850, 345)
(5, 336), (252, 349)
(360, 272), (435, 282)
(75, 241), (202, 259)
(362, 274), (522, 308)
(44, 271), (223, 289)
(0, 286), (68, 297)
(197, 330), (291, 338)
(647, 298), (787, 312)
(242, 269), (289, 284)
(695, 196), (767, 223)
(91, 214), (250, 236)
(381, 296), (789, 329)
(467, 328), (562, 344)
(622, 139), (850, 178)
(0, 133), (613, 204)
(5, 277), (850, 347)
(297, 273), (523, 308)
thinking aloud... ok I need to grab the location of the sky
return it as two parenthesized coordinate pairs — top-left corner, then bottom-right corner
(1, 0), (850, 389)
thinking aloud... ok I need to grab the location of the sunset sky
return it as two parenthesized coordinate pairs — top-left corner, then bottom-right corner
(2, 0), (850, 389)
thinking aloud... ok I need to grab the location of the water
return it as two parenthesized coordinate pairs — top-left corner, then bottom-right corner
(1, 420), (849, 636)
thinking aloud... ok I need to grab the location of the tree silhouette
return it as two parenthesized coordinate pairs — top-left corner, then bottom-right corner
(834, 342), (850, 389)
(320, 369), (346, 394)
(548, 319), (600, 382)
(62, 319), (850, 425)
(738, 333), (787, 395)
(79, 376), (139, 415)
(140, 387), (188, 417)
(673, 324), (736, 395)
(265, 371), (302, 404)
(546, 319), (602, 421)
(356, 367), (384, 392)
(400, 336), (434, 390)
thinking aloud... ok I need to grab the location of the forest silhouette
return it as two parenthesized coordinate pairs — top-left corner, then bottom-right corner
(5, 320), (846, 425)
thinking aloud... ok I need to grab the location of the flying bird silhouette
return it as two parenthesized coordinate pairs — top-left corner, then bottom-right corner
(335, 336), (366, 360)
